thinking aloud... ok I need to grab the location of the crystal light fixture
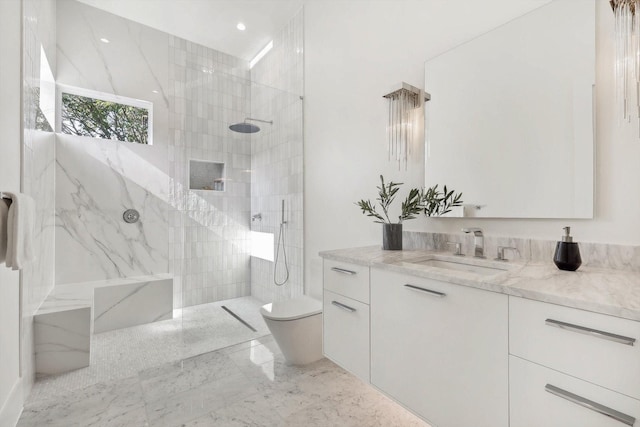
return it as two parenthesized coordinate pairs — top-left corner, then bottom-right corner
(383, 83), (430, 170)
(612, 0), (640, 125)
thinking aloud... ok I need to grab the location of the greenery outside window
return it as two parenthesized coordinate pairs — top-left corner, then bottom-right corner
(59, 86), (153, 145)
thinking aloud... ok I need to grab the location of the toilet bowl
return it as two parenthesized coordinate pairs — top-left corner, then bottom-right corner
(260, 296), (323, 365)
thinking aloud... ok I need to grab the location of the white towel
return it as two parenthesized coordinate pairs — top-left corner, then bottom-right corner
(3, 192), (35, 270)
(0, 198), (8, 263)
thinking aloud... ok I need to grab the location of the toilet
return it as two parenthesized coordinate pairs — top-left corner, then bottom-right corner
(260, 296), (323, 365)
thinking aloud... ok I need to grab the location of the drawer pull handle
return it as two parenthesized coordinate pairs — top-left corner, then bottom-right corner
(331, 267), (357, 275)
(545, 319), (636, 346)
(404, 284), (446, 298)
(545, 384), (636, 426)
(331, 301), (356, 313)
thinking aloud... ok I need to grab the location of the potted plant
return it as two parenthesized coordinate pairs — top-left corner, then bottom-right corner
(356, 175), (463, 250)
(355, 176), (423, 250)
(421, 184), (464, 217)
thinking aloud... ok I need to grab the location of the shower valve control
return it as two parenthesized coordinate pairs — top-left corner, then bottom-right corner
(123, 209), (140, 224)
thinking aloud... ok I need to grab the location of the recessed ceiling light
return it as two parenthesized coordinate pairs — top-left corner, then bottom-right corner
(152, 90), (159, 94)
(237, 22), (246, 31)
(100, 38), (110, 44)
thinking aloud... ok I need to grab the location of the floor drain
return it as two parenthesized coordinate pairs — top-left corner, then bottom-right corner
(221, 306), (257, 332)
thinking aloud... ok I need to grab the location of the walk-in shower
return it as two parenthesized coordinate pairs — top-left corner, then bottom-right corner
(20, 0), (304, 401)
(229, 117), (273, 133)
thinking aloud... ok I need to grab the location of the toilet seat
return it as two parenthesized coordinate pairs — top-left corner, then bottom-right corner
(260, 296), (322, 321)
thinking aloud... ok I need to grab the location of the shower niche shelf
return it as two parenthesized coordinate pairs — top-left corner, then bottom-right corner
(189, 160), (225, 192)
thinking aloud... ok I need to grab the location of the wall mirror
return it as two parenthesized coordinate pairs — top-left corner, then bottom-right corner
(424, 0), (595, 219)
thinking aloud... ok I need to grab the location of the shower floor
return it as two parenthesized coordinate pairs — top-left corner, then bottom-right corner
(28, 296), (270, 402)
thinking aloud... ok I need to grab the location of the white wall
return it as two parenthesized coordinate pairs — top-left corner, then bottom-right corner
(0, 0), (24, 424)
(304, 0), (640, 299)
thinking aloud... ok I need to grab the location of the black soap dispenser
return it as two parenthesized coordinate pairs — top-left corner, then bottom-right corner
(553, 226), (582, 271)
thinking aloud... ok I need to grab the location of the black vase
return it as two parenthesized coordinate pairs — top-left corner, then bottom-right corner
(383, 223), (403, 250)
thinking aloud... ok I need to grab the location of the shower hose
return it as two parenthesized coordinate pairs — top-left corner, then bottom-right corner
(274, 221), (289, 286)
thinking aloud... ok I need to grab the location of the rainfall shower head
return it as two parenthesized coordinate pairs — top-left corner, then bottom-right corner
(229, 117), (273, 134)
(230, 122), (260, 133)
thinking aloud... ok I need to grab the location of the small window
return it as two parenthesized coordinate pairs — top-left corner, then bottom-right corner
(59, 87), (152, 145)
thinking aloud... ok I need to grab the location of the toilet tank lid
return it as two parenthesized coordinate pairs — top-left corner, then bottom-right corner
(261, 296), (322, 321)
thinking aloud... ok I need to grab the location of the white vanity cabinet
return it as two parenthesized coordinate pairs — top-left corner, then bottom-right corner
(321, 249), (640, 427)
(370, 268), (509, 427)
(322, 259), (370, 382)
(509, 296), (640, 427)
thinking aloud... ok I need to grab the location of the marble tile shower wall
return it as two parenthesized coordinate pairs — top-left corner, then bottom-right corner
(55, 135), (169, 284)
(250, 8), (305, 303)
(22, 0), (57, 397)
(54, 1), (171, 286)
(251, 8), (304, 95)
(249, 87), (304, 303)
(168, 37), (252, 308)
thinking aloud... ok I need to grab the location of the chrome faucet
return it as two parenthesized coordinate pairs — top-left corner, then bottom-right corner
(495, 246), (519, 261)
(461, 228), (485, 258)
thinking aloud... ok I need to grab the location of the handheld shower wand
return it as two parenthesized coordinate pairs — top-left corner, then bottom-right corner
(274, 200), (289, 286)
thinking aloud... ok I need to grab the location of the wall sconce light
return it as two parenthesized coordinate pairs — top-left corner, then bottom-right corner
(611, 0), (640, 126)
(383, 82), (430, 170)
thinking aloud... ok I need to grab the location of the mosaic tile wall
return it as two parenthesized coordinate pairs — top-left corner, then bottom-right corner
(250, 8), (305, 303)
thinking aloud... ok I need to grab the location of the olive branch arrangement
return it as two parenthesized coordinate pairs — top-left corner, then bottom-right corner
(356, 175), (463, 224)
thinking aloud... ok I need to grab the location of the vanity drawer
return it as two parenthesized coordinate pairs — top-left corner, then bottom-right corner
(323, 259), (369, 303)
(323, 290), (369, 382)
(510, 355), (640, 427)
(510, 296), (640, 399)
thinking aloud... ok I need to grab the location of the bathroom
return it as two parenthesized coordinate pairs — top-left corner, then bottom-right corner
(1, 0), (640, 426)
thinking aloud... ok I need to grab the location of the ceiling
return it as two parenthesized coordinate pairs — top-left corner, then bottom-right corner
(76, 0), (303, 60)
(76, 0), (555, 62)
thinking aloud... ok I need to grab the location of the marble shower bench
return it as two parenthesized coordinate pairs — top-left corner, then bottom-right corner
(34, 274), (173, 376)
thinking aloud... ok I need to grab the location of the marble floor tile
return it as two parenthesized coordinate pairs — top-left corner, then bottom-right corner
(19, 352), (431, 427)
(282, 385), (427, 427)
(139, 352), (243, 403)
(29, 296), (269, 401)
(18, 375), (144, 427)
(20, 307), (430, 427)
(80, 403), (149, 427)
(144, 372), (259, 426)
(208, 393), (286, 427)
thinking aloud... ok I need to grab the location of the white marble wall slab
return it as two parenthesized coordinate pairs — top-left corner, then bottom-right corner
(55, 134), (169, 284)
(35, 307), (91, 376)
(94, 278), (173, 333)
(56, 0), (170, 174)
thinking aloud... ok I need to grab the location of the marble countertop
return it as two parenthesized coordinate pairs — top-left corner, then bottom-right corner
(319, 246), (640, 321)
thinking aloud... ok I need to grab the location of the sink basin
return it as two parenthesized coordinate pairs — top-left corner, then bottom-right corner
(409, 257), (512, 277)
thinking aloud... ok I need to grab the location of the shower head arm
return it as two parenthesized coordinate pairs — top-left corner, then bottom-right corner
(245, 117), (273, 124)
